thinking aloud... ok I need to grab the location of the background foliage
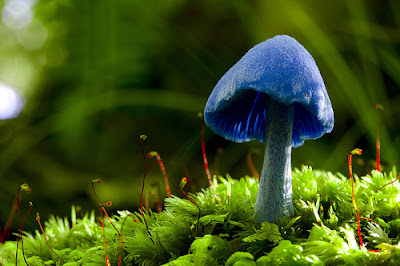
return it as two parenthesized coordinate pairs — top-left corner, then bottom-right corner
(0, 0), (399, 233)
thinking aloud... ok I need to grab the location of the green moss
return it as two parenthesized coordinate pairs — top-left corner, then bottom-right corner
(2, 166), (400, 265)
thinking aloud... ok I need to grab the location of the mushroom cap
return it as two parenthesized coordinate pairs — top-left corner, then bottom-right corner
(204, 35), (334, 148)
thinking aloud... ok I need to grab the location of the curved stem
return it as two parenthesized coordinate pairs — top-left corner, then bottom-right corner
(254, 98), (294, 223)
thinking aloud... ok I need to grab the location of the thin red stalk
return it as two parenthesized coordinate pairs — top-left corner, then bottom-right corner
(152, 193), (162, 213)
(198, 113), (213, 188)
(139, 135), (152, 236)
(1, 184), (30, 243)
(197, 116), (222, 203)
(151, 182), (163, 213)
(376, 139), (381, 172)
(15, 187), (25, 264)
(17, 188), (21, 236)
(120, 213), (140, 245)
(145, 189), (150, 212)
(180, 188), (200, 221)
(91, 181), (120, 233)
(360, 217), (382, 228)
(348, 150), (382, 253)
(179, 177), (201, 235)
(376, 104), (384, 172)
(120, 214), (130, 236)
(183, 165), (196, 193)
(16, 201), (33, 266)
(36, 213), (65, 264)
(91, 180), (123, 265)
(317, 219), (322, 227)
(368, 249), (382, 253)
(148, 151), (171, 197)
(378, 173), (400, 191)
(15, 186), (23, 263)
(349, 148), (363, 248)
(99, 208), (111, 266)
(246, 151), (260, 179)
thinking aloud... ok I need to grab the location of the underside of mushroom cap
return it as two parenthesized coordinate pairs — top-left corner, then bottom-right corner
(204, 35), (334, 148)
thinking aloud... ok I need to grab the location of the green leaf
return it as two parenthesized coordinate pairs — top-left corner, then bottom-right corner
(261, 240), (323, 266)
(365, 222), (390, 246)
(199, 214), (228, 225)
(243, 222), (283, 244)
(225, 252), (255, 266)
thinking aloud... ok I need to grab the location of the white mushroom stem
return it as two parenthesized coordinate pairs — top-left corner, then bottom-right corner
(254, 98), (294, 223)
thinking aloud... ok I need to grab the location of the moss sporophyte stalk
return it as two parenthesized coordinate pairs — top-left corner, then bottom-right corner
(148, 151), (171, 198)
(1, 36), (400, 266)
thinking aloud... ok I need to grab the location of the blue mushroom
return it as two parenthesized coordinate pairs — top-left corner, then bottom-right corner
(204, 35), (334, 223)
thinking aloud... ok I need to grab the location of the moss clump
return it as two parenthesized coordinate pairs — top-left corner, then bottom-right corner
(1, 166), (400, 265)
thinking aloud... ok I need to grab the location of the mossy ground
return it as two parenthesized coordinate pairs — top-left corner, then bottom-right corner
(1, 166), (400, 265)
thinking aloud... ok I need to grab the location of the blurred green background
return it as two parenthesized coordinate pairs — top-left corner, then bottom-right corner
(1, 0), (399, 232)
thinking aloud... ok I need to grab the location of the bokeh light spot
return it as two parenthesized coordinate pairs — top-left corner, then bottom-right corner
(17, 21), (48, 50)
(2, 0), (33, 29)
(0, 83), (24, 120)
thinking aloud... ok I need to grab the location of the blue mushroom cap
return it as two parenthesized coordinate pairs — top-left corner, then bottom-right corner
(204, 35), (334, 148)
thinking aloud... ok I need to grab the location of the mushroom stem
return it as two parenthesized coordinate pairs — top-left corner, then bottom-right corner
(254, 98), (294, 223)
